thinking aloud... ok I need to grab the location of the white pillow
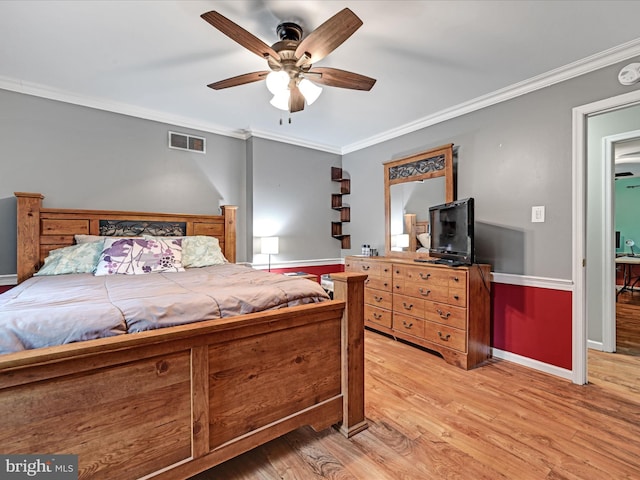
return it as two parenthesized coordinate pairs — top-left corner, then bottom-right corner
(94, 237), (184, 275)
(417, 233), (431, 249)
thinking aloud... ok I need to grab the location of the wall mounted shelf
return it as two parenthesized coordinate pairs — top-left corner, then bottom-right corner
(331, 167), (351, 249)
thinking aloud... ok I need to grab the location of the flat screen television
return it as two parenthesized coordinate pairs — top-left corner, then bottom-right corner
(428, 197), (475, 265)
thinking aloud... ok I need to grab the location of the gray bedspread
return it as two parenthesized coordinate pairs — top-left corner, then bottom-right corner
(0, 264), (329, 354)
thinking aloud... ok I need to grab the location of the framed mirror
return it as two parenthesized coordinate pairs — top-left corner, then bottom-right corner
(384, 143), (454, 257)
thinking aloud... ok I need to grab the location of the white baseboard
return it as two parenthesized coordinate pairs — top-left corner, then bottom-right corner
(587, 340), (604, 351)
(490, 272), (573, 291)
(0, 274), (17, 286)
(492, 348), (573, 381)
(252, 258), (343, 270)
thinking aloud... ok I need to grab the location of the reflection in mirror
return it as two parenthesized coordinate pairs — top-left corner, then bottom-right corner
(384, 143), (454, 257)
(390, 178), (445, 251)
(390, 178), (446, 228)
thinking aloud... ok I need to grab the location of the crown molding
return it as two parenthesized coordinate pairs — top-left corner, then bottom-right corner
(341, 38), (640, 154)
(249, 128), (342, 155)
(0, 76), (250, 140)
(3, 37), (640, 156)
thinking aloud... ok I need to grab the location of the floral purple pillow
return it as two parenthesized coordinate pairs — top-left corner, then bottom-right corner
(94, 237), (184, 276)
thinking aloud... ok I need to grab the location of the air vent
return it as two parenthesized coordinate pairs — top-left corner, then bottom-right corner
(168, 131), (206, 153)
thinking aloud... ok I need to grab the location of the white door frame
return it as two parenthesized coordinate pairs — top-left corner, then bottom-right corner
(572, 89), (640, 385)
(602, 129), (640, 352)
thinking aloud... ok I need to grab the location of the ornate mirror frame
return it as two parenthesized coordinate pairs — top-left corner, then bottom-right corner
(384, 143), (454, 258)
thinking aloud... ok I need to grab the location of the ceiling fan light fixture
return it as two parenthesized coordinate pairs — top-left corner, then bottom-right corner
(270, 91), (290, 111)
(299, 78), (322, 105)
(266, 70), (289, 95)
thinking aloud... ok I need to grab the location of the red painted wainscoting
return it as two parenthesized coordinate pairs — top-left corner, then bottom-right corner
(0, 286), (12, 294)
(269, 264), (345, 282)
(492, 282), (572, 370)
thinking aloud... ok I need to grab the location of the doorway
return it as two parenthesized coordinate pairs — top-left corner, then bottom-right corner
(573, 89), (640, 385)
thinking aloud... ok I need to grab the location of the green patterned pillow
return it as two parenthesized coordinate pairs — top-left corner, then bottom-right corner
(35, 241), (104, 276)
(182, 236), (228, 267)
(142, 235), (228, 268)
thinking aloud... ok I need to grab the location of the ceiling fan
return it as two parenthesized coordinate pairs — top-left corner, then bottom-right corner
(201, 8), (376, 113)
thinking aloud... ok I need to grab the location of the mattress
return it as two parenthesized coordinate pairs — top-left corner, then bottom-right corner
(0, 264), (329, 354)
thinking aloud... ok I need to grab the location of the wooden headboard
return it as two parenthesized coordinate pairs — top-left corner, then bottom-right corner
(15, 192), (237, 283)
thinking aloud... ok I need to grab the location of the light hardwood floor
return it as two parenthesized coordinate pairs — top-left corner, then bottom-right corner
(616, 291), (640, 355)
(191, 330), (640, 479)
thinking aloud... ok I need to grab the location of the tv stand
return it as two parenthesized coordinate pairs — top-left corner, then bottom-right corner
(346, 256), (491, 370)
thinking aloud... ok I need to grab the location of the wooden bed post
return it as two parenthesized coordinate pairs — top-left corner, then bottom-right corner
(14, 192), (44, 284)
(331, 272), (369, 437)
(221, 205), (237, 263)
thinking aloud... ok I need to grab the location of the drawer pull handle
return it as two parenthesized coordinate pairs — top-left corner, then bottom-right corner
(402, 302), (413, 310)
(419, 288), (431, 296)
(374, 295), (383, 302)
(453, 276), (459, 282)
(365, 279), (370, 285)
(438, 331), (451, 341)
(453, 295), (460, 301)
(402, 320), (413, 328)
(419, 273), (431, 280)
(383, 282), (389, 287)
(436, 309), (451, 320)
(373, 312), (382, 320)
(362, 265), (370, 271)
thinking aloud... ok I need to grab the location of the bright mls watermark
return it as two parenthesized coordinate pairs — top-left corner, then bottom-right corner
(0, 455), (78, 479)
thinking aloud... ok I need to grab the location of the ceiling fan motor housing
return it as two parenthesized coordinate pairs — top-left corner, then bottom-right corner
(277, 22), (303, 42)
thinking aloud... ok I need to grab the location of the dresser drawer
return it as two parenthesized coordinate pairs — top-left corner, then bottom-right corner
(393, 313), (425, 338)
(423, 322), (466, 353)
(393, 281), (449, 303)
(346, 259), (391, 278)
(364, 276), (392, 292)
(448, 271), (467, 288)
(393, 293), (425, 318)
(393, 264), (449, 286)
(448, 286), (467, 306)
(365, 304), (392, 329)
(424, 301), (466, 330)
(365, 288), (392, 310)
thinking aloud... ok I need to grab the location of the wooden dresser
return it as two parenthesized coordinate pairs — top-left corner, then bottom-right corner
(345, 256), (491, 370)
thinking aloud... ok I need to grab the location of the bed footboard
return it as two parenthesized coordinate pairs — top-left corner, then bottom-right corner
(0, 273), (366, 480)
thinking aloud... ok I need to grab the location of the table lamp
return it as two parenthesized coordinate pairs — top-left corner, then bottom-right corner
(261, 236), (279, 271)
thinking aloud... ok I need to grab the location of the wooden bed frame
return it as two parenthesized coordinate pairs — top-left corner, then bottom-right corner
(0, 193), (367, 480)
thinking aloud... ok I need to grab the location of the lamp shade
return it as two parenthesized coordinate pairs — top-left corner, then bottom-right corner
(266, 71), (289, 95)
(261, 236), (279, 255)
(298, 78), (322, 105)
(396, 234), (410, 248)
(270, 91), (290, 111)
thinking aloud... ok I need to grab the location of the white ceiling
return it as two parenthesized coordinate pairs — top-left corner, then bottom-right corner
(2, 0), (640, 153)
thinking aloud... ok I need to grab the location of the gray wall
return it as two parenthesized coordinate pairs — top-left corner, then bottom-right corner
(0, 89), (342, 275)
(250, 137), (342, 264)
(344, 56), (640, 278)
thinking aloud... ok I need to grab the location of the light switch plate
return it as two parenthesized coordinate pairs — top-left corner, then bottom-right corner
(532, 206), (545, 223)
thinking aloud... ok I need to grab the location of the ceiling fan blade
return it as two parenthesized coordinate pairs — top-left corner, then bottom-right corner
(307, 67), (376, 91)
(207, 71), (270, 90)
(289, 85), (305, 112)
(201, 11), (281, 62)
(294, 8), (362, 65)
